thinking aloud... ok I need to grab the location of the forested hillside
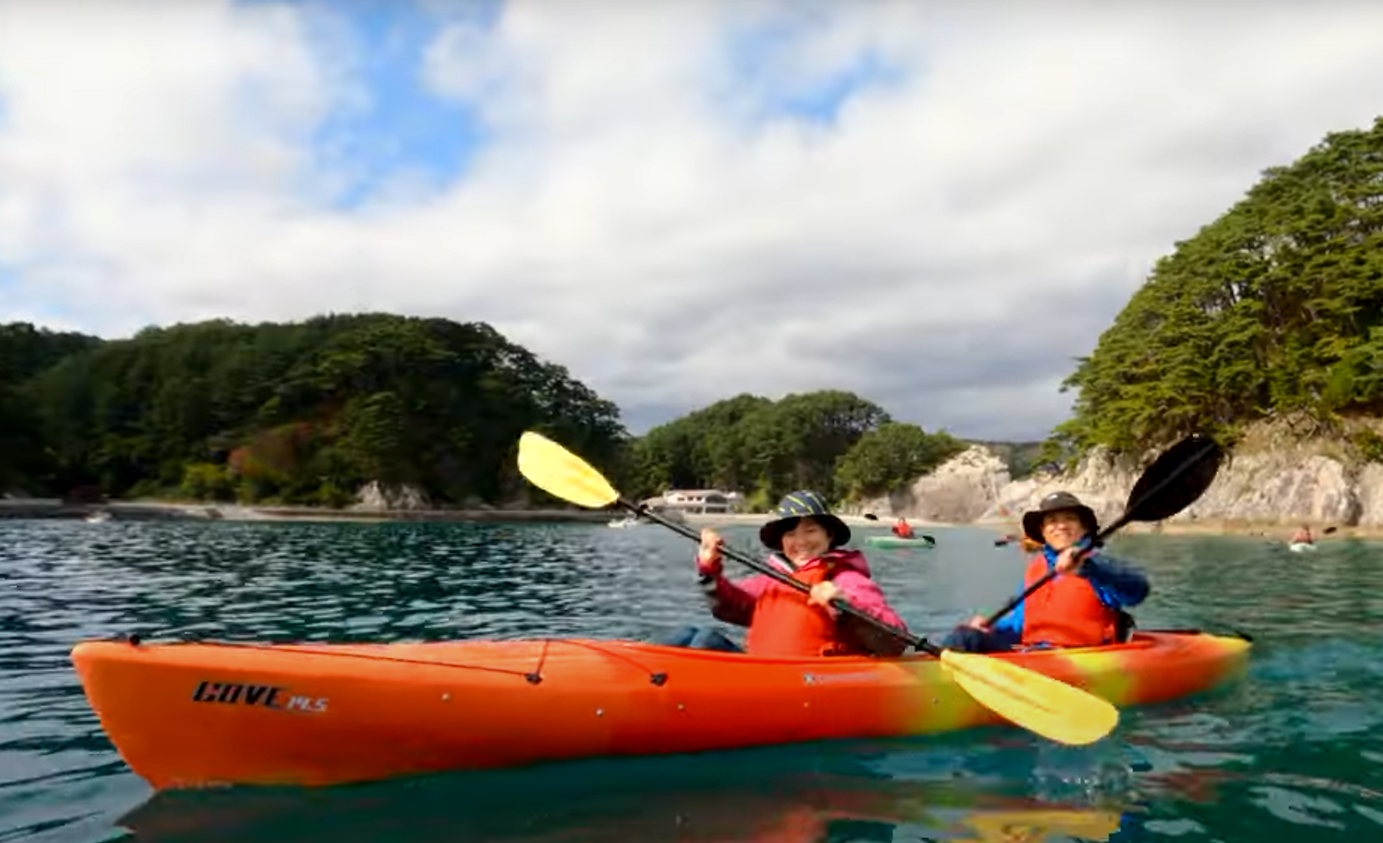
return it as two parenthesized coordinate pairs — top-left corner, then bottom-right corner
(0, 317), (977, 510)
(625, 391), (964, 507)
(1054, 115), (1383, 457)
(0, 324), (103, 492)
(1, 314), (626, 506)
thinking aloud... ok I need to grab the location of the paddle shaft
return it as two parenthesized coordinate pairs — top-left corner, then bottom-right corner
(619, 501), (937, 655)
(982, 439), (1218, 628)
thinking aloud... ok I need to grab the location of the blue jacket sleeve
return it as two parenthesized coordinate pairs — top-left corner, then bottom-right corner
(1081, 552), (1150, 609)
(990, 583), (1025, 635)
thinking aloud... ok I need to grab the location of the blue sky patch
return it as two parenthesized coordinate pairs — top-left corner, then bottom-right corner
(238, 0), (503, 210)
(719, 12), (907, 129)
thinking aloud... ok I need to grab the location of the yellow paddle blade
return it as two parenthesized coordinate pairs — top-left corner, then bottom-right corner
(952, 808), (1124, 843)
(939, 649), (1119, 746)
(516, 431), (620, 509)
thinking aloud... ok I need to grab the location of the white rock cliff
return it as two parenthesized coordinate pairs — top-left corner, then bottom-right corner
(860, 445), (1011, 523)
(352, 480), (431, 512)
(872, 419), (1383, 528)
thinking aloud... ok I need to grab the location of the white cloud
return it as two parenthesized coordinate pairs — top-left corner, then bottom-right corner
(2, 0), (1383, 440)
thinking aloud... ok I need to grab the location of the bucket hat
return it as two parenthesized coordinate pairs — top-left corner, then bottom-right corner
(759, 490), (851, 552)
(1021, 491), (1099, 545)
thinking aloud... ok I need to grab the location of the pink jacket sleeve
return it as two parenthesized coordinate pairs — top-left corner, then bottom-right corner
(829, 570), (909, 632)
(701, 572), (772, 628)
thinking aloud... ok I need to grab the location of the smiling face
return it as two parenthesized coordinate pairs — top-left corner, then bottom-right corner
(780, 517), (832, 564)
(1040, 509), (1088, 551)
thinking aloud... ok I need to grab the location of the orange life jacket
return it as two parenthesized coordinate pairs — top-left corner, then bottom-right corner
(744, 559), (866, 658)
(1020, 553), (1118, 647)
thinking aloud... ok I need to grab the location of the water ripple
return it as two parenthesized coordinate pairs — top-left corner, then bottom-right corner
(1, 519), (1381, 841)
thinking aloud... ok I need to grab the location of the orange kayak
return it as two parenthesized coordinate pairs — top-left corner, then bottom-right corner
(70, 629), (1250, 790)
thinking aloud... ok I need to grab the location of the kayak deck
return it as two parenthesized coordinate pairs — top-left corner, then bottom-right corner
(71, 630), (1251, 790)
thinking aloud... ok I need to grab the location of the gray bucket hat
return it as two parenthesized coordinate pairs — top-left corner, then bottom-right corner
(1022, 491), (1099, 545)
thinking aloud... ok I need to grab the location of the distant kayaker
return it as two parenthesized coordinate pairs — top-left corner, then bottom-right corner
(1290, 525), (1313, 545)
(994, 532), (1027, 548)
(941, 491), (1150, 653)
(661, 490), (910, 657)
(891, 517), (914, 539)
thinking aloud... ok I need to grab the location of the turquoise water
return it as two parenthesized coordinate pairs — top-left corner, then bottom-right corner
(2, 518), (1381, 842)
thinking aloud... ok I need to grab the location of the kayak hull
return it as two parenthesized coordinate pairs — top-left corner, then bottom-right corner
(864, 535), (934, 548)
(71, 630), (1250, 791)
(1288, 542), (1316, 552)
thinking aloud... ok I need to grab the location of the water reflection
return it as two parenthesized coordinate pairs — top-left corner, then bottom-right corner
(117, 750), (1135, 843)
(5, 519), (1383, 842)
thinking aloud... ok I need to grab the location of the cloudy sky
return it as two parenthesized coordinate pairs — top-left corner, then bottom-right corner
(2, 0), (1382, 441)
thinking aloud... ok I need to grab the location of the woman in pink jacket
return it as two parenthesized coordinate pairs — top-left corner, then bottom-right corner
(659, 490), (909, 657)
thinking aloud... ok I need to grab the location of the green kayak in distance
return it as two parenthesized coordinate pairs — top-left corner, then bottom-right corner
(864, 534), (936, 549)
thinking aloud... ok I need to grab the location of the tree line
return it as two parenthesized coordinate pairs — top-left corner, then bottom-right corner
(0, 314), (625, 507)
(624, 390), (967, 506)
(0, 316), (970, 509)
(1053, 115), (1383, 462)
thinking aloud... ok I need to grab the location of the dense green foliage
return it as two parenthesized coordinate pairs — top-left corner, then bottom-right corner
(3, 314), (625, 506)
(0, 324), (103, 491)
(1057, 116), (1383, 454)
(0, 316), (977, 509)
(627, 390), (961, 506)
(834, 422), (965, 499)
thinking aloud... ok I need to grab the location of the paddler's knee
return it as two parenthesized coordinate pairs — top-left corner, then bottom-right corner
(656, 625), (743, 652)
(941, 624), (1017, 654)
(691, 627), (743, 652)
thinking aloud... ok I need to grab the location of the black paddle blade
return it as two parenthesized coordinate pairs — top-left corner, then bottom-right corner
(1124, 432), (1223, 523)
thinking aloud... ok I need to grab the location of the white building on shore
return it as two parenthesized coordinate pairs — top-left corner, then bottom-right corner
(640, 488), (745, 515)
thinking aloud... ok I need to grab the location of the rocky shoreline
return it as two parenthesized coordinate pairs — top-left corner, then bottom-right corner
(4, 499), (1375, 541)
(850, 417), (1383, 540)
(976, 515), (1380, 541)
(8, 484), (1381, 541)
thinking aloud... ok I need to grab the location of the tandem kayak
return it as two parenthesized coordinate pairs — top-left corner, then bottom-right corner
(70, 630), (1250, 791)
(864, 535), (936, 549)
